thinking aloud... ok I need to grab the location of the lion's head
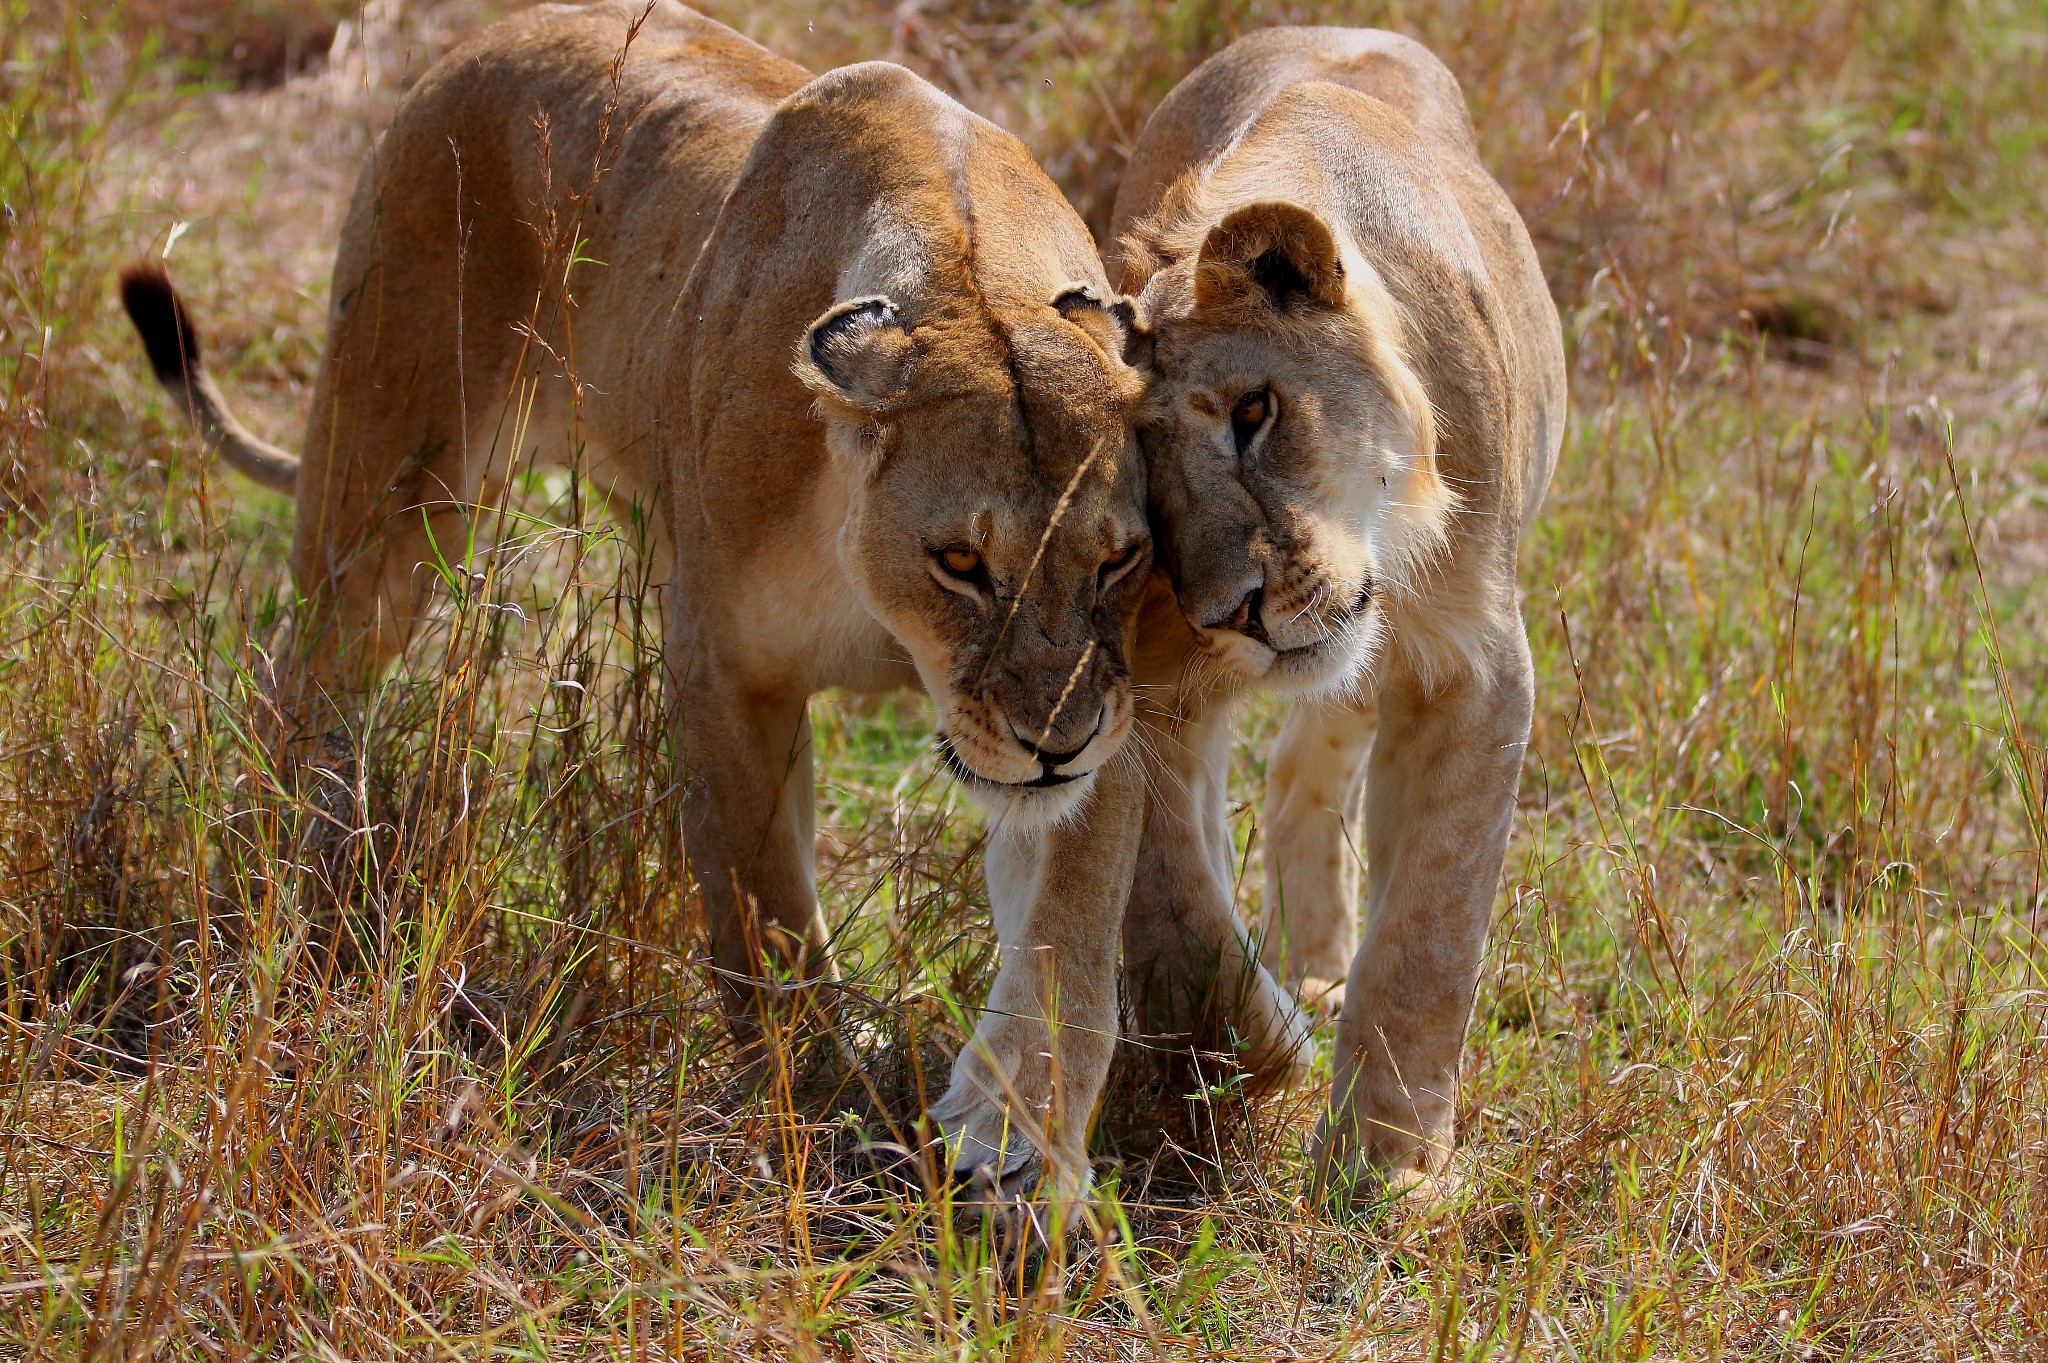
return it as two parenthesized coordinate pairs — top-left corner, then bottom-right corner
(1126, 198), (1452, 695)
(796, 281), (1150, 829)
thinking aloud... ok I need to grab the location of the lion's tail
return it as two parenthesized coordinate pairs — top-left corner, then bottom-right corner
(119, 263), (300, 494)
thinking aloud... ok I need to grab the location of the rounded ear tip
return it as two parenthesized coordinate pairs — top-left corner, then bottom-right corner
(1051, 283), (1109, 316)
(1205, 200), (1340, 262)
(1197, 200), (1345, 312)
(1054, 283), (1149, 369)
(810, 295), (898, 337)
(798, 295), (913, 411)
(1214, 197), (1330, 232)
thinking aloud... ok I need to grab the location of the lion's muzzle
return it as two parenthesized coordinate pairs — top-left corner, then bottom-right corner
(1193, 568), (1379, 693)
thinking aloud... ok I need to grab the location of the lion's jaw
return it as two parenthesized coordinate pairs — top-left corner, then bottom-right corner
(1172, 491), (1393, 700)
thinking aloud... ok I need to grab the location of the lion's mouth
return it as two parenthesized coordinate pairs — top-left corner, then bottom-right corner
(938, 739), (1084, 791)
(1209, 577), (1373, 660)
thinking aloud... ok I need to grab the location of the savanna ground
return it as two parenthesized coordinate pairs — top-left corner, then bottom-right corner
(3, 0), (2046, 1357)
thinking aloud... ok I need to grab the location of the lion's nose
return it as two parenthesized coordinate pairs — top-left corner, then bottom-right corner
(1007, 705), (1104, 769)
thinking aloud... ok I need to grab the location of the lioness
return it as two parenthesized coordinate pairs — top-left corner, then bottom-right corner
(123, 1), (1155, 1204)
(1112, 28), (1566, 1198)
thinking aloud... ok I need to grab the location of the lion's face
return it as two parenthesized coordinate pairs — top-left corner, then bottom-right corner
(1132, 201), (1449, 696)
(798, 288), (1150, 829)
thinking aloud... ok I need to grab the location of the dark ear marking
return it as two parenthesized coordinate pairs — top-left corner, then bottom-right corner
(1053, 283), (1149, 368)
(808, 297), (898, 382)
(1194, 200), (1347, 314)
(1249, 248), (1316, 309)
(795, 295), (915, 412)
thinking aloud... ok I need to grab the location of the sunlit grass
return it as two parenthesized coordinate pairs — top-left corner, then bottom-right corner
(2, 0), (2044, 1357)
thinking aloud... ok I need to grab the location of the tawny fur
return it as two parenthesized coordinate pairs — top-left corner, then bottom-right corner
(1108, 27), (1568, 1198)
(123, 0), (1157, 1209)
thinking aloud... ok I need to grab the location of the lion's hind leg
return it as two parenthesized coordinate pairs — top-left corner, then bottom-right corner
(282, 112), (556, 721)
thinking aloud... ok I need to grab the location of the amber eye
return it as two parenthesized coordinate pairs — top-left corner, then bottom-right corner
(1230, 388), (1273, 454)
(939, 546), (983, 578)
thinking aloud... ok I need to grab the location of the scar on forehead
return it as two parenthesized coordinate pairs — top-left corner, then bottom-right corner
(971, 509), (992, 545)
(1187, 392), (1222, 417)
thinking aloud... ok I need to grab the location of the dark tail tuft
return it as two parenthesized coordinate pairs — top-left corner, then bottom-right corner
(116, 259), (301, 492)
(120, 262), (201, 386)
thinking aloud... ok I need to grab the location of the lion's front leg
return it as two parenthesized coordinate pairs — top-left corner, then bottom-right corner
(1121, 697), (1313, 1089)
(1315, 624), (1534, 1202)
(931, 759), (1142, 1216)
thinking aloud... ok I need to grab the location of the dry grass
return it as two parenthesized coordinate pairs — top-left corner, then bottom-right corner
(3, 0), (2046, 1357)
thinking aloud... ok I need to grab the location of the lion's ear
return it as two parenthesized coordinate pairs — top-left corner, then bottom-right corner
(1053, 284), (1150, 369)
(1193, 201), (1346, 315)
(795, 296), (914, 414)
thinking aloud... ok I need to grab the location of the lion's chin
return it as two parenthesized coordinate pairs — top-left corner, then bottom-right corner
(1211, 612), (1381, 699)
(949, 766), (1098, 833)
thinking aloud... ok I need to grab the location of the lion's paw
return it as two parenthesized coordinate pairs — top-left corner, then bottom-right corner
(1236, 961), (1318, 1092)
(926, 1033), (1097, 1257)
(928, 1084), (1042, 1190)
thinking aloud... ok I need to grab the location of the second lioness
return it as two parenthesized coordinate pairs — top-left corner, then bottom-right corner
(123, 2), (1155, 1202)
(1112, 28), (1567, 1197)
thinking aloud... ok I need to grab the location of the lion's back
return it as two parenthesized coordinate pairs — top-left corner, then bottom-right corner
(1113, 29), (1475, 248)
